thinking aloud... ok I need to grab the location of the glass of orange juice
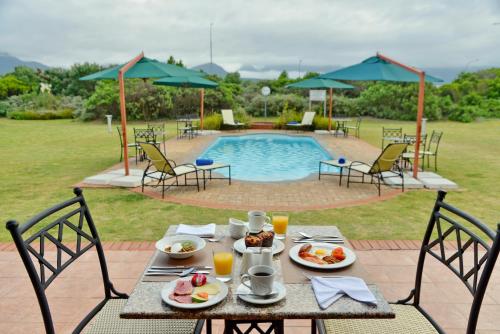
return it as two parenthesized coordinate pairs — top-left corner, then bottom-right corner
(272, 212), (289, 239)
(212, 246), (233, 282)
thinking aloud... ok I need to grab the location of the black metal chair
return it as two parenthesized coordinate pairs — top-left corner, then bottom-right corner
(401, 133), (427, 170)
(147, 122), (167, 155)
(382, 127), (403, 149)
(344, 116), (362, 138)
(316, 190), (500, 334)
(5, 188), (204, 334)
(116, 126), (140, 163)
(133, 128), (160, 163)
(422, 130), (443, 171)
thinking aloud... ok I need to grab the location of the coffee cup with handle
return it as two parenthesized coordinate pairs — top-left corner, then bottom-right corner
(241, 265), (275, 296)
(248, 210), (271, 233)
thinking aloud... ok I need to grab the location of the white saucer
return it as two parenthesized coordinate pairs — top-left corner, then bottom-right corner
(236, 281), (286, 305)
(233, 238), (285, 255)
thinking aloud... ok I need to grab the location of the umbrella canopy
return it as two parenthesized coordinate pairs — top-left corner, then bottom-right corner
(286, 78), (354, 89)
(319, 56), (443, 83)
(80, 57), (202, 81)
(153, 76), (218, 88)
(153, 76), (219, 131)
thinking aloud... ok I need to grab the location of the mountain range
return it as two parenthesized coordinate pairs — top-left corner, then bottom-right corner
(0, 52), (49, 75)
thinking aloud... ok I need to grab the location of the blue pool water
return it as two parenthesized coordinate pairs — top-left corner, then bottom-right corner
(200, 134), (338, 182)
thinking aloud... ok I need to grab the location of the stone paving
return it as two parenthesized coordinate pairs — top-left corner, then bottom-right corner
(80, 130), (414, 211)
(1, 245), (499, 333)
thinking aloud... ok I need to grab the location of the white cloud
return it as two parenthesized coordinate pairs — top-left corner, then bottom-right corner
(0, 0), (499, 70)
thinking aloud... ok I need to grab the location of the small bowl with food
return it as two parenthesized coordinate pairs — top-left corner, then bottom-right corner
(156, 235), (206, 259)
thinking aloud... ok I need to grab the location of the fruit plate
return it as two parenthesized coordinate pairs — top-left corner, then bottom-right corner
(161, 276), (228, 309)
(233, 238), (285, 255)
(288, 243), (356, 270)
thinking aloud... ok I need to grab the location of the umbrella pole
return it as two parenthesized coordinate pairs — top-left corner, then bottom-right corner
(328, 88), (333, 132)
(200, 88), (204, 131)
(118, 52), (144, 176)
(413, 73), (425, 178)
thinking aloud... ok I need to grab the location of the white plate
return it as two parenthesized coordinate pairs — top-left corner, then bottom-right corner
(156, 235), (206, 259)
(288, 243), (356, 269)
(161, 276), (228, 309)
(233, 238), (285, 255)
(237, 281), (286, 305)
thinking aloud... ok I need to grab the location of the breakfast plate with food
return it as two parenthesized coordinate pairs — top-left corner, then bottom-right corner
(288, 243), (356, 269)
(161, 274), (228, 309)
(233, 231), (285, 255)
(156, 235), (206, 259)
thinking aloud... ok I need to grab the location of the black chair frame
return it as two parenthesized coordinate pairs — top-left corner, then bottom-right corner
(134, 128), (159, 163)
(381, 127), (403, 149)
(424, 130), (443, 171)
(5, 188), (128, 334)
(317, 191), (500, 334)
(147, 122), (167, 155)
(117, 126), (140, 163)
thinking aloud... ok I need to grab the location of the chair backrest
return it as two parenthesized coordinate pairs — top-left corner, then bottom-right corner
(426, 130), (443, 153)
(148, 123), (165, 135)
(116, 126), (123, 147)
(5, 188), (122, 334)
(221, 109), (235, 125)
(382, 127), (402, 139)
(410, 191), (500, 334)
(302, 111), (316, 125)
(355, 116), (362, 127)
(134, 128), (156, 143)
(370, 143), (408, 173)
(140, 142), (176, 176)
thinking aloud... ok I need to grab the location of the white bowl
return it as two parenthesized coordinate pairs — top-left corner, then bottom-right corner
(155, 235), (206, 259)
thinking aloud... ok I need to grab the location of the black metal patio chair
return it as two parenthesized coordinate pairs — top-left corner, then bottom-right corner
(134, 128), (160, 163)
(5, 188), (204, 334)
(316, 190), (500, 334)
(116, 126), (140, 163)
(344, 116), (362, 138)
(381, 127), (403, 149)
(147, 122), (167, 155)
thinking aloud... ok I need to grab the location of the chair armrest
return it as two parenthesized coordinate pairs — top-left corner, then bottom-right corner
(177, 163), (198, 171)
(167, 159), (177, 167)
(348, 161), (368, 168)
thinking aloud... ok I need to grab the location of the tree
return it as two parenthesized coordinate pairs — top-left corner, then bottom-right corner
(224, 72), (241, 85)
(167, 55), (184, 67)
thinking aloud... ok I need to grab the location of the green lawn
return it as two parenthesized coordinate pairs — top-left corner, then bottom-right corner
(0, 118), (498, 241)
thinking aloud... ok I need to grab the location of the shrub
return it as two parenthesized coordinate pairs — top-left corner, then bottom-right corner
(312, 116), (332, 130)
(7, 109), (74, 120)
(274, 110), (303, 129)
(200, 113), (222, 130)
(246, 94), (307, 116)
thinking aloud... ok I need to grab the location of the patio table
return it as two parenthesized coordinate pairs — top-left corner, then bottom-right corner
(120, 225), (394, 333)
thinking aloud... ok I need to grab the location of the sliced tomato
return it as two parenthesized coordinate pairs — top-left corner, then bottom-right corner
(332, 247), (346, 261)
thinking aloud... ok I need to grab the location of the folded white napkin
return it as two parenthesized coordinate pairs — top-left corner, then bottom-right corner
(311, 276), (377, 309)
(175, 224), (216, 237)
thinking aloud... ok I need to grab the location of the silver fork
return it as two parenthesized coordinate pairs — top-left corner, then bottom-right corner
(208, 235), (225, 242)
(301, 271), (345, 280)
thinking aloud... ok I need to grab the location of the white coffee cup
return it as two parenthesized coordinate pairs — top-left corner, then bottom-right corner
(228, 218), (248, 239)
(248, 210), (271, 233)
(241, 265), (275, 296)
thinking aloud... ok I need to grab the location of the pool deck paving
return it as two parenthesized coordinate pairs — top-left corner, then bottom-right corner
(1, 242), (498, 334)
(80, 130), (434, 211)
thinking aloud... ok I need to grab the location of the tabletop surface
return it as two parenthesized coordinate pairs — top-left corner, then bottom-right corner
(121, 225), (394, 320)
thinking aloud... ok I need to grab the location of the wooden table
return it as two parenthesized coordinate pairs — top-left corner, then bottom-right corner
(121, 225), (394, 333)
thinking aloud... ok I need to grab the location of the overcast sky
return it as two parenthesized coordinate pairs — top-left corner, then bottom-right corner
(1, 0), (499, 74)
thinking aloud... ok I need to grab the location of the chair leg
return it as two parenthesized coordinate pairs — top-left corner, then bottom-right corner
(162, 179), (165, 199)
(228, 166), (232, 185)
(347, 169), (351, 188)
(318, 162), (322, 180)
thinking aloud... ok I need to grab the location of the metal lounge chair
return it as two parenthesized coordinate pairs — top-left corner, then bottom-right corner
(140, 142), (200, 197)
(287, 111), (316, 131)
(346, 142), (408, 196)
(5, 188), (204, 334)
(316, 190), (500, 334)
(221, 109), (245, 130)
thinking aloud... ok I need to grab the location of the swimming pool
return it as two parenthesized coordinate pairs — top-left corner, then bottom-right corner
(199, 134), (338, 182)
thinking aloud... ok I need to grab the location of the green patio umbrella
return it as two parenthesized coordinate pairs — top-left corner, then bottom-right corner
(79, 53), (204, 175)
(153, 76), (219, 130)
(319, 55), (443, 83)
(80, 57), (202, 81)
(287, 78), (355, 131)
(319, 53), (444, 178)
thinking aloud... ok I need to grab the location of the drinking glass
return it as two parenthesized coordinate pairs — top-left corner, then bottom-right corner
(272, 212), (289, 239)
(212, 245), (234, 282)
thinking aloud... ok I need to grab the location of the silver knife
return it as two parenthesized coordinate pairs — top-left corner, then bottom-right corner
(149, 265), (213, 270)
(145, 270), (211, 276)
